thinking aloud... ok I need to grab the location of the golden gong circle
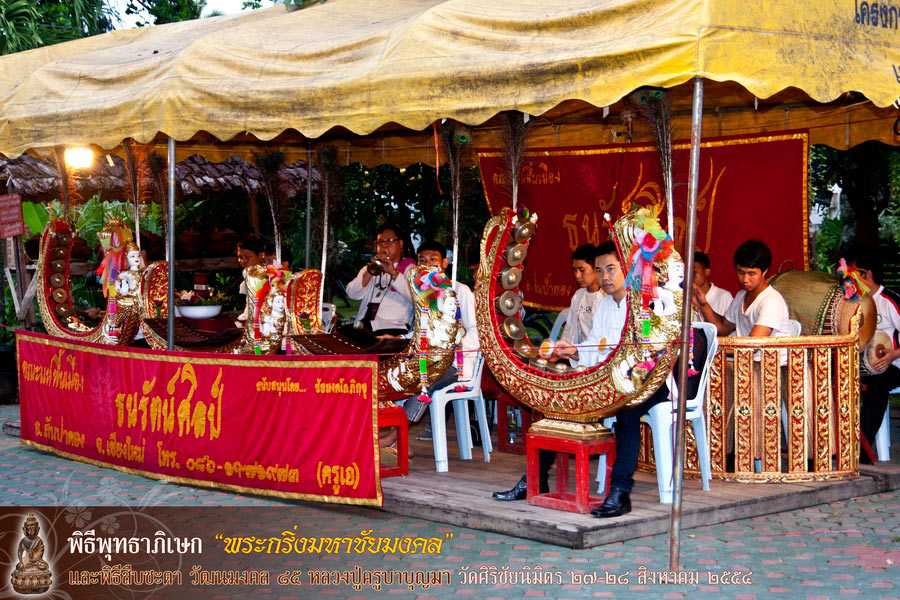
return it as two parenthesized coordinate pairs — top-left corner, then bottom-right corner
(496, 290), (522, 316)
(504, 242), (527, 266)
(499, 266), (522, 290)
(50, 260), (66, 273)
(51, 288), (68, 304)
(49, 273), (66, 288)
(52, 246), (68, 259)
(55, 232), (73, 247)
(55, 303), (73, 317)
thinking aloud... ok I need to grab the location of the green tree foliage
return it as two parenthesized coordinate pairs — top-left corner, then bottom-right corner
(124, 0), (205, 25)
(810, 142), (900, 248)
(0, 0), (114, 55)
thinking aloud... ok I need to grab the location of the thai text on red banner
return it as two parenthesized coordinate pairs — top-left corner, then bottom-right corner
(16, 331), (382, 506)
(477, 131), (809, 310)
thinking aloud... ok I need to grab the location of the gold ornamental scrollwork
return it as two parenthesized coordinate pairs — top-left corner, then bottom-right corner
(475, 208), (683, 422)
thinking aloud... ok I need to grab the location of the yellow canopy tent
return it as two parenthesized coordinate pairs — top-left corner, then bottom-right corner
(0, 0), (897, 161)
(1, 0), (897, 567)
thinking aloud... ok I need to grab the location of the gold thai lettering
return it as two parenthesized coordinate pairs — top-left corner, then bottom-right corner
(68, 565), (182, 586)
(215, 531), (453, 556)
(492, 161), (561, 186)
(95, 432), (145, 463)
(255, 377), (306, 396)
(113, 365), (221, 441)
(221, 460), (299, 483)
(189, 566), (268, 586)
(32, 416), (85, 448)
(313, 378), (368, 399)
(20, 351), (85, 394)
(521, 272), (568, 297)
(317, 461), (361, 495)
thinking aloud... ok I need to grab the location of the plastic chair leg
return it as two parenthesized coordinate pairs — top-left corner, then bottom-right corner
(430, 401), (450, 473)
(596, 454), (607, 495)
(473, 392), (492, 461)
(452, 399), (473, 460)
(648, 409), (674, 504)
(691, 414), (712, 491)
(875, 404), (891, 462)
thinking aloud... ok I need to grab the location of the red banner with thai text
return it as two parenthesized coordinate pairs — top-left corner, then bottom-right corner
(477, 132), (809, 310)
(16, 330), (382, 506)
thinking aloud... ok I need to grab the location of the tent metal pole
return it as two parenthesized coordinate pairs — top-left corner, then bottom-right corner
(167, 137), (176, 352)
(669, 76), (704, 572)
(305, 147), (313, 269)
(318, 176), (329, 316)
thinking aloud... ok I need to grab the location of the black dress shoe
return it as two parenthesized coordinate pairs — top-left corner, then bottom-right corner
(491, 475), (549, 501)
(590, 487), (632, 518)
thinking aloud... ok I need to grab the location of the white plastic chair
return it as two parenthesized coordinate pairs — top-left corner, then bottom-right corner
(780, 319), (803, 439)
(874, 388), (897, 461)
(320, 302), (337, 333)
(549, 308), (570, 342)
(429, 354), (492, 472)
(599, 322), (719, 503)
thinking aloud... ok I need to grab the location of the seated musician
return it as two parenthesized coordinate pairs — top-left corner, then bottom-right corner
(492, 242), (707, 518)
(692, 252), (733, 322)
(847, 248), (900, 463)
(404, 240), (479, 424)
(693, 239), (791, 462)
(342, 223), (416, 345)
(559, 244), (604, 350)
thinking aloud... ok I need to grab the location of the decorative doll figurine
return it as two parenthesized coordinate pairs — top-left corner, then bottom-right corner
(114, 241), (145, 299)
(651, 260), (684, 317)
(101, 241), (144, 344)
(259, 289), (287, 353)
(95, 217), (134, 298)
(10, 515), (52, 594)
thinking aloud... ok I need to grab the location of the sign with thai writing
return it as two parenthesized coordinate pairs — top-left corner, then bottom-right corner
(16, 331), (382, 505)
(477, 131), (809, 310)
(0, 193), (24, 238)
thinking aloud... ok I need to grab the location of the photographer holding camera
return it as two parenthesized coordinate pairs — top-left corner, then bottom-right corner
(344, 223), (416, 342)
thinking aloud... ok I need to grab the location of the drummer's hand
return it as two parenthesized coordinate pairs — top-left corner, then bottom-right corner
(873, 348), (900, 372)
(376, 333), (402, 340)
(85, 307), (102, 320)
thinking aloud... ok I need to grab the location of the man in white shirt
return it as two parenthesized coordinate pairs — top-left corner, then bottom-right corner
(692, 252), (733, 321)
(344, 224), (416, 343)
(848, 249), (900, 462)
(694, 240), (791, 339)
(559, 244), (604, 349)
(404, 240), (480, 424)
(694, 239), (791, 460)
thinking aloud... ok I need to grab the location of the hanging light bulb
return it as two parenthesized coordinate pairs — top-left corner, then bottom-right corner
(64, 147), (94, 169)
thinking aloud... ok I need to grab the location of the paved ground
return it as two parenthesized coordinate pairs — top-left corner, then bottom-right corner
(1, 403), (898, 599)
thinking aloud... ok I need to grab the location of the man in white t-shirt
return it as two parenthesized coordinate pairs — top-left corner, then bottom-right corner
(694, 239), (791, 460)
(848, 249), (900, 462)
(694, 240), (791, 339)
(404, 240), (480, 424)
(559, 244), (604, 350)
(692, 252), (733, 322)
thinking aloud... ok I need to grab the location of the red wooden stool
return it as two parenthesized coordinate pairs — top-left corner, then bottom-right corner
(526, 432), (616, 514)
(377, 404), (408, 478)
